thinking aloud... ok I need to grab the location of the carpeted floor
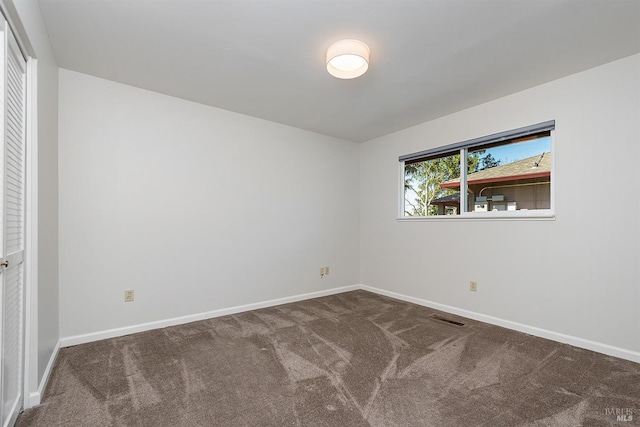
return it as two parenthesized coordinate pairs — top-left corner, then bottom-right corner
(17, 290), (639, 426)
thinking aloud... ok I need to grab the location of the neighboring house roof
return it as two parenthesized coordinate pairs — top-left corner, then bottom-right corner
(440, 152), (551, 189)
(430, 193), (460, 205)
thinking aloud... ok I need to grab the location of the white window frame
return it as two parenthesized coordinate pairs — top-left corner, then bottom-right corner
(398, 121), (555, 221)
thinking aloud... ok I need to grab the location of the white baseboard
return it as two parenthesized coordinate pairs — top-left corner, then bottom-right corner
(60, 285), (360, 348)
(361, 285), (640, 364)
(27, 339), (61, 408)
(58, 283), (640, 364)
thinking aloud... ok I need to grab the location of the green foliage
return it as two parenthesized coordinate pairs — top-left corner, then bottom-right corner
(404, 151), (482, 216)
(478, 152), (501, 170)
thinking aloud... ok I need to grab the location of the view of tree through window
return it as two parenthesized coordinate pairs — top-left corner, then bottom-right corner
(404, 153), (477, 216)
(403, 132), (551, 216)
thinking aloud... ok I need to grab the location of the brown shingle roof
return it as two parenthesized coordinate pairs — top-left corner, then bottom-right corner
(441, 152), (551, 189)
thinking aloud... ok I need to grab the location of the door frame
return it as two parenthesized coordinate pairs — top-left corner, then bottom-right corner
(23, 47), (37, 410)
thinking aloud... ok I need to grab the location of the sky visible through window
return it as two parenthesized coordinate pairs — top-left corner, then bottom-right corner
(479, 136), (551, 165)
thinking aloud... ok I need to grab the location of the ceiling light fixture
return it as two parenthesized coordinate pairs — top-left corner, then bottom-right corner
(326, 39), (370, 79)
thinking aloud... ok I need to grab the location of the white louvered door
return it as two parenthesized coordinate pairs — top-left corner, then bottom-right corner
(0, 20), (26, 427)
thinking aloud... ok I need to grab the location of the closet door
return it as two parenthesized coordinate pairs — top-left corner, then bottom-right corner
(0, 19), (26, 427)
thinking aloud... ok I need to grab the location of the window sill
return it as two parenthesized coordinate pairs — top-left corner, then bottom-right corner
(397, 211), (556, 221)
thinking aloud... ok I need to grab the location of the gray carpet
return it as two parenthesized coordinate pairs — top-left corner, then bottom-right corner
(17, 291), (639, 426)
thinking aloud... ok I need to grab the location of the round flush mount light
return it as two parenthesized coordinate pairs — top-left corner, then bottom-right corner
(326, 39), (370, 79)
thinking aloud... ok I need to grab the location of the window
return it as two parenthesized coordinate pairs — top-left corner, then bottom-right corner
(401, 121), (554, 218)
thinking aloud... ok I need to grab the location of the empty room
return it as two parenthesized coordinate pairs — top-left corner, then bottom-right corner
(0, 0), (638, 426)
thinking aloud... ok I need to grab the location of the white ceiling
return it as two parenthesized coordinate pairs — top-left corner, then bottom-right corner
(37, 0), (640, 142)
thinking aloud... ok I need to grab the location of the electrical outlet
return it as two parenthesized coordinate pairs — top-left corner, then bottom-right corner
(470, 281), (478, 292)
(325, 266), (329, 275)
(320, 267), (325, 278)
(124, 289), (135, 302)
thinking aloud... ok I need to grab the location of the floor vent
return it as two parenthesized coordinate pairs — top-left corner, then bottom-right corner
(433, 316), (464, 326)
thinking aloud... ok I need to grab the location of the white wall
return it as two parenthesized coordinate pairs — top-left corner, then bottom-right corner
(360, 54), (640, 355)
(58, 69), (360, 338)
(9, 0), (59, 395)
(54, 52), (640, 359)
